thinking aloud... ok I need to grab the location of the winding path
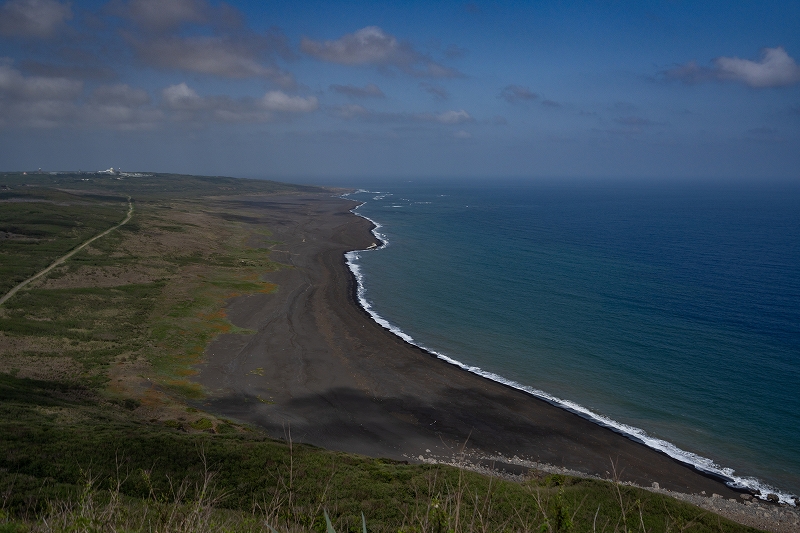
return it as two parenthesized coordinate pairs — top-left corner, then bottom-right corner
(0, 197), (134, 307)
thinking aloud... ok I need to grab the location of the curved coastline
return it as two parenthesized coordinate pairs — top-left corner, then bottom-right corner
(342, 190), (797, 506)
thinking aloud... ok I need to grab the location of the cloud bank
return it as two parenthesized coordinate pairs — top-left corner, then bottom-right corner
(665, 47), (800, 88)
(132, 36), (295, 86)
(0, 56), (319, 130)
(118, 0), (208, 31)
(0, 4), (474, 135)
(0, 0), (72, 38)
(161, 83), (317, 123)
(261, 90), (318, 113)
(301, 26), (462, 78)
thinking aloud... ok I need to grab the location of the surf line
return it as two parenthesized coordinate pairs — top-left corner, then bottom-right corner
(0, 197), (134, 307)
(340, 191), (798, 506)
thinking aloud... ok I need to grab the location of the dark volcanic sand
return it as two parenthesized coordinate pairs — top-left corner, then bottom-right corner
(195, 193), (743, 499)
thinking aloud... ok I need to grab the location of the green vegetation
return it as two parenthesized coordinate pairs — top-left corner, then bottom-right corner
(0, 374), (762, 532)
(0, 282), (162, 387)
(0, 171), (326, 201)
(0, 173), (765, 532)
(1, 175), (285, 391)
(0, 188), (128, 293)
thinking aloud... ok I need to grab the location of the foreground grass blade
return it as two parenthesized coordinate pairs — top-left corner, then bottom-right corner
(324, 509), (336, 533)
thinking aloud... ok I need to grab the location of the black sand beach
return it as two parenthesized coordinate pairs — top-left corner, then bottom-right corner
(195, 192), (745, 499)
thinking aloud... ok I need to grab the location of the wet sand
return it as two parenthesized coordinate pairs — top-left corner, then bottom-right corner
(195, 192), (746, 499)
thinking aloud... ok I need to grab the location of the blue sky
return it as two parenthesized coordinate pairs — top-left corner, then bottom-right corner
(0, 0), (798, 181)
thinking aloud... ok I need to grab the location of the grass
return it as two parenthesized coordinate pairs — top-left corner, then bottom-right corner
(0, 173), (767, 533)
(0, 188), (129, 293)
(0, 373), (763, 532)
(1, 190), (282, 392)
(0, 282), (161, 385)
(143, 219), (281, 393)
(0, 171), (328, 201)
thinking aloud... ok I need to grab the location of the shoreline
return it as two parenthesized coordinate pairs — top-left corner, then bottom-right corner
(195, 192), (795, 530)
(342, 197), (798, 506)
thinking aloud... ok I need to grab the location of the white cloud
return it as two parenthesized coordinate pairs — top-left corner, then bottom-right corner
(715, 47), (800, 88)
(114, 0), (246, 32)
(260, 91), (318, 113)
(0, 0), (71, 38)
(302, 26), (397, 65)
(301, 26), (462, 78)
(159, 83), (317, 124)
(85, 84), (162, 130)
(0, 63), (317, 130)
(0, 62), (161, 130)
(0, 61), (82, 100)
(664, 47), (800, 88)
(134, 36), (294, 85)
(161, 82), (205, 110)
(161, 84), (260, 123)
(0, 99), (75, 128)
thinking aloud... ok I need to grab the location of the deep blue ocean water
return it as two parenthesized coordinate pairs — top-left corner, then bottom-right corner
(343, 179), (800, 502)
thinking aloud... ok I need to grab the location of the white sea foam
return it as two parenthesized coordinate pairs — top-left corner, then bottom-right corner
(341, 193), (798, 506)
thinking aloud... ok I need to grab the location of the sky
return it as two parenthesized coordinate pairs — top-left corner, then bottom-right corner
(0, 0), (798, 182)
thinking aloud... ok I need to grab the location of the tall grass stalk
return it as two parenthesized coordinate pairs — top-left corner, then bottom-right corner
(0, 453), (762, 533)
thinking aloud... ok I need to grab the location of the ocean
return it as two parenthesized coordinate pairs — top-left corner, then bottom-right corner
(342, 179), (800, 504)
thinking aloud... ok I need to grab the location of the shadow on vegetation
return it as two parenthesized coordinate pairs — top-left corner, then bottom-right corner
(0, 372), (761, 532)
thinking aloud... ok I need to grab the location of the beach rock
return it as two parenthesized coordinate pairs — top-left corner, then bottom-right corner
(740, 493), (752, 501)
(766, 493), (779, 503)
(712, 493), (722, 499)
(651, 482), (659, 489)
